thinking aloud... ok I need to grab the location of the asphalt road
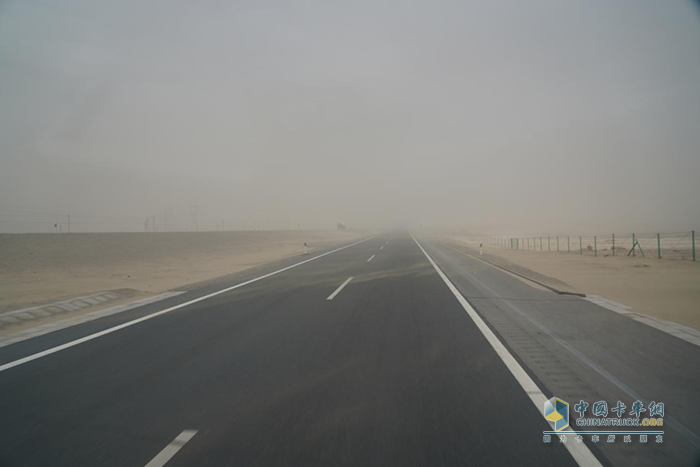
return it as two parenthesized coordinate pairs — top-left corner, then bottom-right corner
(0, 232), (698, 466)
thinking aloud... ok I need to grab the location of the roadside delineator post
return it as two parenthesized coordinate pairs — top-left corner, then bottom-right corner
(693, 230), (696, 262)
(548, 236), (551, 251)
(612, 233), (615, 256)
(480, 242), (483, 256)
(594, 236), (597, 257)
(579, 236), (583, 255)
(303, 242), (308, 255)
(657, 233), (661, 259)
(568, 236), (570, 253)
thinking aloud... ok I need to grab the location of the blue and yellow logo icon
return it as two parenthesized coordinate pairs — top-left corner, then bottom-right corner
(544, 397), (569, 431)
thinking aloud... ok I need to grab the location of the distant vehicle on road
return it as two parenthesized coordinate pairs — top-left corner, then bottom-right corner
(337, 222), (346, 230)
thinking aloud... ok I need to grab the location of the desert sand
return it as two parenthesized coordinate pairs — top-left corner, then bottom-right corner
(441, 235), (700, 331)
(0, 230), (363, 313)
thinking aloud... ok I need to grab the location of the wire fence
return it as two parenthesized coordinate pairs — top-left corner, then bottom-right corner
(478, 231), (697, 262)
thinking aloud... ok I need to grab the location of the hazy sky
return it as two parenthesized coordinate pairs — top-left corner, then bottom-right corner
(2, 0), (700, 233)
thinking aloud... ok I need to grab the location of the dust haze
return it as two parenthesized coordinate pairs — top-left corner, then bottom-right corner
(2, 0), (700, 235)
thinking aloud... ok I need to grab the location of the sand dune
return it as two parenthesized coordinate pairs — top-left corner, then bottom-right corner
(0, 230), (363, 312)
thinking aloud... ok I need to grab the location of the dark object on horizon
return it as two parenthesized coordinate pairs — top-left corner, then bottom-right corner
(337, 223), (346, 230)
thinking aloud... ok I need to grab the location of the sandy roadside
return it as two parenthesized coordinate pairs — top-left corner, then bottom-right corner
(0, 230), (364, 313)
(439, 235), (700, 331)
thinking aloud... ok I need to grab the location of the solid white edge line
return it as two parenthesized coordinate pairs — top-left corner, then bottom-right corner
(0, 235), (379, 373)
(411, 235), (602, 467)
(367, 254), (375, 262)
(327, 277), (354, 300)
(145, 429), (198, 467)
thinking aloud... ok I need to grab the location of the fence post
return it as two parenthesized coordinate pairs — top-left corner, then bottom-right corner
(548, 236), (551, 251)
(568, 236), (570, 253)
(632, 233), (636, 257)
(594, 236), (597, 257)
(693, 230), (696, 261)
(657, 233), (661, 259)
(540, 237), (543, 250)
(612, 233), (615, 256)
(580, 236), (583, 255)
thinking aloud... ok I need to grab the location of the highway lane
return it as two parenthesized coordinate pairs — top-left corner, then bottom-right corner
(420, 235), (700, 467)
(0, 234), (385, 466)
(0, 232), (586, 467)
(5, 231), (696, 466)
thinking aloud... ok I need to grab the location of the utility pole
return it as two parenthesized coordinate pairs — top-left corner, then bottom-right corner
(164, 208), (172, 232)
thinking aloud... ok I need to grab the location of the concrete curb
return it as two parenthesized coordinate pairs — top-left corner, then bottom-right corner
(0, 290), (137, 328)
(585, 295), (700, 348)
(439, 241), (586, 297)
(0, 291), (185, 349)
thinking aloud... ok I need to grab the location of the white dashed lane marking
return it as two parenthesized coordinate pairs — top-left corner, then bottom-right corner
(327, 277), (354, 300)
